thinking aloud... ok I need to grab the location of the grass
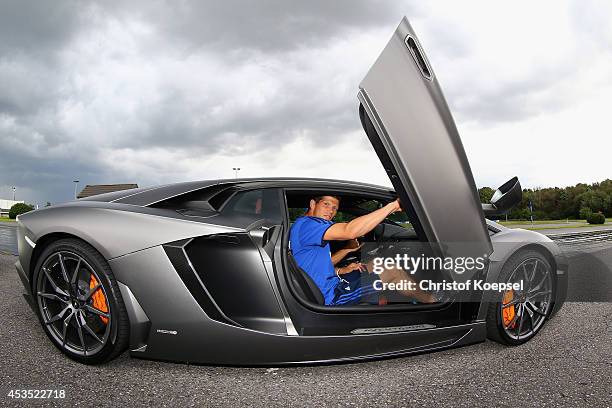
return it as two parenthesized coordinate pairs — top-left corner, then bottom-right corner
(499, 219), (588, 225)
(497, 218), (611, 231)
(0, 216), (15, 222)
(519, 224), (611, 231)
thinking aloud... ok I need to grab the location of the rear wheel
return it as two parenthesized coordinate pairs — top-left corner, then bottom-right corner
(33, 238), (129, 364)
(486, 250), (555, 345)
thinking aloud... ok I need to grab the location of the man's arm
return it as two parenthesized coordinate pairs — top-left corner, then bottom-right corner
(323, 200), (401, 241)
(331, 248), (350, 265)
(330, 239), (362, 265)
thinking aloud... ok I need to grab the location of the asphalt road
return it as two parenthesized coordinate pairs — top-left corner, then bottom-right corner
(1, 246), (611, 407)
(0, 222), (17, 255)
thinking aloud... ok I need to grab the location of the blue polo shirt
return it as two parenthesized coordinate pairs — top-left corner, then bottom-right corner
(289, 216), (338, 305)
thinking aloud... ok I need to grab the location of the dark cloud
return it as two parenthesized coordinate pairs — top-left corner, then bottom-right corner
(0, 1), (409, 205)
(447, 67), (576, 125)
(110, 79), (359, 154)
(0, 0), (90, 56)
(1, 1), (609, 206)
(109, 0), (406, 53)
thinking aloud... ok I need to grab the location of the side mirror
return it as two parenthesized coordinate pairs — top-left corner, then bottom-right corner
(482, 177), (522, 217)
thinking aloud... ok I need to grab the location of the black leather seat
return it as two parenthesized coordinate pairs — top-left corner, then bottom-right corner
(287, 250), (325, 305)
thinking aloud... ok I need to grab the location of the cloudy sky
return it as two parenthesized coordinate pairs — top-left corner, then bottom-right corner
(1, 0), (611, 206)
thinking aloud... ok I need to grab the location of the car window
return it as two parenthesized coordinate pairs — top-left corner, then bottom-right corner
(287, 207), (306, 223)
(333, 210), (356, 223)
(287, 207), (356, 223)
(287, 197), (410, 227)
(355, 199), (411, 227)
(221, 189), (282, 224)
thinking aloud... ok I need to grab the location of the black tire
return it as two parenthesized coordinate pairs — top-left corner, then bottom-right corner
(486, 249), (555, 346)
(32, 238), (129, 364)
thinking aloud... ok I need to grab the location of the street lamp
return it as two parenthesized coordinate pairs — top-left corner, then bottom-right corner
(73, 180), (80, 199)
(232, 168), (241, 179)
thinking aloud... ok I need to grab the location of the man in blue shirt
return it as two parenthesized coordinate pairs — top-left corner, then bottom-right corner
(290, 195), (435, 305)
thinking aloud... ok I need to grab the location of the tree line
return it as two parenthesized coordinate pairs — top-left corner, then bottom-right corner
(479, 179), (611, 220)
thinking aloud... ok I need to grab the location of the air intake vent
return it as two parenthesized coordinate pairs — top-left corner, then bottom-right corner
(405, 35), (433, 81)
(163, 242), (237, 326)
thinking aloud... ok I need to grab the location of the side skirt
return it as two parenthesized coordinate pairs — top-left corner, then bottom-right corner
(129, 321), (487, 366)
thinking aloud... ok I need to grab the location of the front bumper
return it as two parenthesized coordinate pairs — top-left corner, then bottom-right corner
(15, 259), (30, 295)
(15, 259), (37, 314)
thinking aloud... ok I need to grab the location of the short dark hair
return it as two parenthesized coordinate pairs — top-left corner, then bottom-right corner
(312, 195), (341, 203)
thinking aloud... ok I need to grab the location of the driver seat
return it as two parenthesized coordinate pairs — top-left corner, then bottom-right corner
(286, 250), (325, 305)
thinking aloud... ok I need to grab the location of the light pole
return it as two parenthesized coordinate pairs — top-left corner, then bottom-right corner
(12, 186), (16, 201)
(73, 180), (80, 199)
(232, 167), (241, 179)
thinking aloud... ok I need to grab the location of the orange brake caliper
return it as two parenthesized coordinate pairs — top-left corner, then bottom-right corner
(89, 275), (109, 325)
(502, 289), (516, 328)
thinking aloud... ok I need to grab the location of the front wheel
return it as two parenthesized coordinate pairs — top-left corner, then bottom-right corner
(486, 250), (555, 345)
(32, 238), (129, 364)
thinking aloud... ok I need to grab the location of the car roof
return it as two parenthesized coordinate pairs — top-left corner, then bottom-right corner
(79, 177), (395, 207)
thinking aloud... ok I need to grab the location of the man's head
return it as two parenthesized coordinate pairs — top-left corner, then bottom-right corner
(306, 195), (340, 221)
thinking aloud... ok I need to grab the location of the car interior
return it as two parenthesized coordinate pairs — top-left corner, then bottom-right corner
(158, 185), (448, 309)
(283, 190), (445, 308)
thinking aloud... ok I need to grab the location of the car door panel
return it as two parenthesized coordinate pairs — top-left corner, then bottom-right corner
(359, 17), (492, 282)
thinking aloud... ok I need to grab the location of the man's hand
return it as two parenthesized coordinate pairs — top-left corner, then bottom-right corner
(331, 239), (363, 265)
(344, 239), (363, 253)
(387, 199), (402, 214)
(337, 262), (366, 275)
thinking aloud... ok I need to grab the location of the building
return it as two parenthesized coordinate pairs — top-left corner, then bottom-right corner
(0, 199), (25, 217)
(77, 184), (139, 199)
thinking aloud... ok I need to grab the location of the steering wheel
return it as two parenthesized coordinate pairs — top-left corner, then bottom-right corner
(373, 223), (386, 242)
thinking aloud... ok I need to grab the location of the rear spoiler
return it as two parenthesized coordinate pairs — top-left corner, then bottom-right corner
(481, 177), (522, 217)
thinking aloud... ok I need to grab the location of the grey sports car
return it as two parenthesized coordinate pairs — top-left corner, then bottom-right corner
(14, 17), (567, 365)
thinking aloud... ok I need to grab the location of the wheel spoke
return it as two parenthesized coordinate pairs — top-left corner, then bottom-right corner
(45, 305), (70, 325)
(525, 300), (547, 316)
(82, 283), (102, 302)
(506, 267), (520, 289)
(503, 297), (522, 307)
(37, 292), (68, 304)
(521, 264), (530, 292)
(71, 258), (82, 285)
(82, 321), (104, 344)
(75, 312), (87, 355)
(528, 289), (552, 300)
(84, 304), (110, 319)
(62, 311), (74, 347)
(516, 304), (526, 339)
(528, 273), (548, 295)
(42, 267), (68, 296)
(529, 260), (539, 291)
(58, 253), (70, 284)
(524, 302), (534, 319)
(524, 307), (535, 338)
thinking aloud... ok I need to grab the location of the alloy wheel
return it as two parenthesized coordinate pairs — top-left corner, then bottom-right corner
(36, 251), (112, 356)
(501, 257), (553, 341)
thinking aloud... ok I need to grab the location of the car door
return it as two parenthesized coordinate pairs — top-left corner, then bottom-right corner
(358, 17), (492, 283)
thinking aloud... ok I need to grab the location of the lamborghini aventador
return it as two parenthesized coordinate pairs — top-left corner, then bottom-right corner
(15, 17), (567, 365)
